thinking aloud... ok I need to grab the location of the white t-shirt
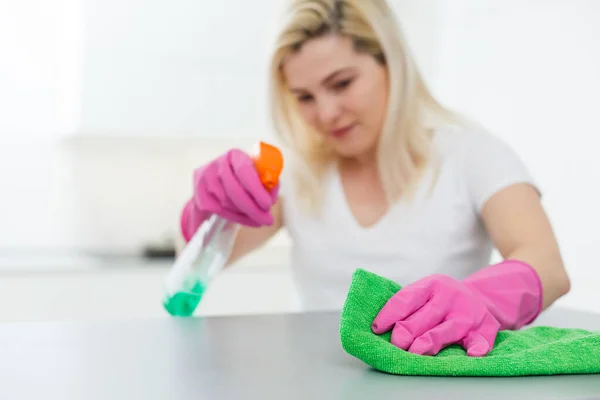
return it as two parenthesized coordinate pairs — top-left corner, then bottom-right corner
(280, 127), (539, 311)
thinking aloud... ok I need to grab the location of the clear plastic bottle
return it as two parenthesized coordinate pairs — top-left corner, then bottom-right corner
(162, 141), (284, 317)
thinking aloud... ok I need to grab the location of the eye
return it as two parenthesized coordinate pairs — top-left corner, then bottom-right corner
(297, 94), (314, 103)
(333, 78), (353, 91)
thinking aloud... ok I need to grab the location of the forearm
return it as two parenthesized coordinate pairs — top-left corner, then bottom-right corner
(504, 245), (570, 309)
(477, 183), (570, 313)
(226, 199), (284, 266)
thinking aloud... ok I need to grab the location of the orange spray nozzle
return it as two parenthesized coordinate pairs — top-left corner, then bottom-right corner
(250, 141), (284, 190)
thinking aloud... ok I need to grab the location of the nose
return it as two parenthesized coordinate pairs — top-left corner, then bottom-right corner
(316, 96), (342, 127)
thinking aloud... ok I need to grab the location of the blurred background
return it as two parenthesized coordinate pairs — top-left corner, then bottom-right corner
(0, 0), (598, 321)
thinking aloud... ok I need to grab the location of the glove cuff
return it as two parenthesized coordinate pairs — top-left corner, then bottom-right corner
(463, 259), (543, 330)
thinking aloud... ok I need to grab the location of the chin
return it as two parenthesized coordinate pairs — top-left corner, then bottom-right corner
(330, 141), (375, 159)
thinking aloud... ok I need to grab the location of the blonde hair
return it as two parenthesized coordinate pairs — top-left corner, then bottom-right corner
(269, 0), (464, 214)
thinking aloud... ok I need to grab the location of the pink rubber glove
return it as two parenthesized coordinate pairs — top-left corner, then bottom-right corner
(180, 149), (279, 242)
(371, 260), (543, 357)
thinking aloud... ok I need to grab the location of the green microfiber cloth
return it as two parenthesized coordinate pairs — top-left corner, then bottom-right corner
(340, 268), (600, 376)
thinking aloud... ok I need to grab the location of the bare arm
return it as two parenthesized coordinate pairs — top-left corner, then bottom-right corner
(225, 198), (284, 266)
(481, 183), (571, 309)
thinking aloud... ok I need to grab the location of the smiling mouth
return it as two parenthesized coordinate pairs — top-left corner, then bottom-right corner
(330, 124), (355, 138)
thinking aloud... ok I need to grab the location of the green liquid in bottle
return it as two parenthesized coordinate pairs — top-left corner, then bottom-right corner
(162, 214), (235, 317)
(162, 280), (206, 317)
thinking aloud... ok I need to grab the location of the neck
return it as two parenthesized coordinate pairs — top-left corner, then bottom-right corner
(339, 148), (378, 172)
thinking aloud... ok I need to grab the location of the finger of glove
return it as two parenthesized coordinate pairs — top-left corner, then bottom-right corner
(459, 331), (491, 357)
(194, 164), (227, 207)
(408, 316), (472, 356)
(269, 184), (280, 203)
(217, 152), (273, 225)
(228, 149), (276, 211)
(194, 178), (225, 215)
(190, 181), (263, 227)
(213, 208), (263, 227)
(388, 295), (450, 350)
(372, 281), (433, 334)
(462, 313), (500, 357)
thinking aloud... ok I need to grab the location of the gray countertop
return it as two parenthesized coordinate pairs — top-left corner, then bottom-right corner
(0, 306), (599, 400)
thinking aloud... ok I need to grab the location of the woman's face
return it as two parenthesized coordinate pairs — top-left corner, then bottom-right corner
(282, 34), (389, 160)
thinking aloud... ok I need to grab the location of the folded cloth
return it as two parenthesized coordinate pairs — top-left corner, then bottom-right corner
(340, 268), (600, 377)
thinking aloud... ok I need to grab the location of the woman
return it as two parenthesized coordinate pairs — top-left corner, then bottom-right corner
(180, 0), (570, 356)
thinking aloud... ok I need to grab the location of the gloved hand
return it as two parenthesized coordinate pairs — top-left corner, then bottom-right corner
(180, 149), (279, 241)
(371, 260), (543, 357)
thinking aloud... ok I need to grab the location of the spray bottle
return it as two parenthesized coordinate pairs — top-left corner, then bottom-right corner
(162, 141), (284, 316)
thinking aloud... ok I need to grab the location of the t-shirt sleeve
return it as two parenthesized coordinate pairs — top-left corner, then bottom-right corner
(462, 129), (541, 212)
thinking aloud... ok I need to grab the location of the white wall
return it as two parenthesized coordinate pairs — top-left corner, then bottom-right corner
(78, 0), (283, 138)
(0, 0), (82, 139)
